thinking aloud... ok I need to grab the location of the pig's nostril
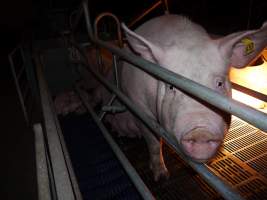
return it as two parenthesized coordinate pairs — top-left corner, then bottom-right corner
(186, 139), (195, 144)
(180, 129), (222, 162)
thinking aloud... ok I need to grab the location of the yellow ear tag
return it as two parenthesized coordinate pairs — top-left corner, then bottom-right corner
(241, 38), (254, 55)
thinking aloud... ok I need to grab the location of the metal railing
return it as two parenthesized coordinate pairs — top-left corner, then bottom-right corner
(35, 54), (83, 200)
(68, 1), (267, 199)
(8, 45), (30, 124)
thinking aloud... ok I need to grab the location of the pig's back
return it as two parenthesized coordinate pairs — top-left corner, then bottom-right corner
(135, 14), (210, 48)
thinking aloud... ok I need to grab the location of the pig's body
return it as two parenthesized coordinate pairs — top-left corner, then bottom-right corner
(94, 14), (267, 181)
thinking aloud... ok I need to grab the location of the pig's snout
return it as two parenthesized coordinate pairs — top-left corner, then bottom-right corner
(180, 128), (222, 162)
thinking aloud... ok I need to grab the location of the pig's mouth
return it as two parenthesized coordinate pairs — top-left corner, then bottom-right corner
(179, 127), (223, 163)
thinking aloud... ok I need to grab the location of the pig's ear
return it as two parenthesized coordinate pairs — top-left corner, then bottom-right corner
(218, 21), (267, 68)
(121, 23), (164, 62)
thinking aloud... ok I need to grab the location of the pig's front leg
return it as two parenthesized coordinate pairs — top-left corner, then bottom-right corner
(141, 125), (169, 181)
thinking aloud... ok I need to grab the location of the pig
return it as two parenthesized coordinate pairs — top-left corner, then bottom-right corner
(93, 14), (267, 181)
(54, 90), (87, 115)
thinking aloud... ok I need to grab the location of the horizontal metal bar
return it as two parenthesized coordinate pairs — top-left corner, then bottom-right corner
(102, 105), (126, 113)
(76, 86), (156, 200)
(72, 41), (244, 200)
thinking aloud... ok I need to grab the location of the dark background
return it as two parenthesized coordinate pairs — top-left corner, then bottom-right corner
(1, 0), (266, 199)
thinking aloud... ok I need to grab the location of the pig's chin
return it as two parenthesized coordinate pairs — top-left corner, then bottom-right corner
(179, 127), (223, 163)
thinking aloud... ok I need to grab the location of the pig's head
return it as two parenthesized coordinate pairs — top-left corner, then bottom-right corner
(122, 16), (267, 162)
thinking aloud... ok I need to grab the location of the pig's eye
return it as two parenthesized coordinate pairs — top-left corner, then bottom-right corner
(215, 77), (225, 89)
(167, 84), (176, 94)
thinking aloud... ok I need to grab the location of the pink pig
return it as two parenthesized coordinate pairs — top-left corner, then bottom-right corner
(95, 15), (267, 181)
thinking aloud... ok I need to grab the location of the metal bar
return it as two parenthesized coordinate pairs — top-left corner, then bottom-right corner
(99, 94), (117, 121)
(112, 54), (119, 88)
(82, 0), (94, 38)
(8, 49), (29, 124)
(53, 100), (84, 200)
(34, 123), (52, 200)
(35, 54), (77, 200)
(76, 86), (156, 200)
(128, 0), (163, 28)
(162, 0), (170, 14)
(72, 42), (244, 200)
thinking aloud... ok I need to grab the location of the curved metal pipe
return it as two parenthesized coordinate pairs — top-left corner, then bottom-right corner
(94, 12), (123, 48)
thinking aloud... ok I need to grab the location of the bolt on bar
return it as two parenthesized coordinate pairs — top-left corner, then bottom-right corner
(72, 40), (244, 200)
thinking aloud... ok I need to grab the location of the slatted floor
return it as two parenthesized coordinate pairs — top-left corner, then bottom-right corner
(207, 116), (267, 200)
(59, 113), (267, 200)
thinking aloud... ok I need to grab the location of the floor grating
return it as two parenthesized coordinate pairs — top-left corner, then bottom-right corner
(60, 113), (267, 199)
(111, 115), (267, 199)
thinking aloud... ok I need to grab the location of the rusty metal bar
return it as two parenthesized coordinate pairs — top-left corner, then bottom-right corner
(128, 0), (163, 28)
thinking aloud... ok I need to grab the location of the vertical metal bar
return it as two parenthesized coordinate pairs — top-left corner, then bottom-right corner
(76, 86), (155, 200)
(162, 0), (170, 14)
(33, 123), (52, 200)
(112, 54), (119, 88)
(82, 0), (93, 38)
